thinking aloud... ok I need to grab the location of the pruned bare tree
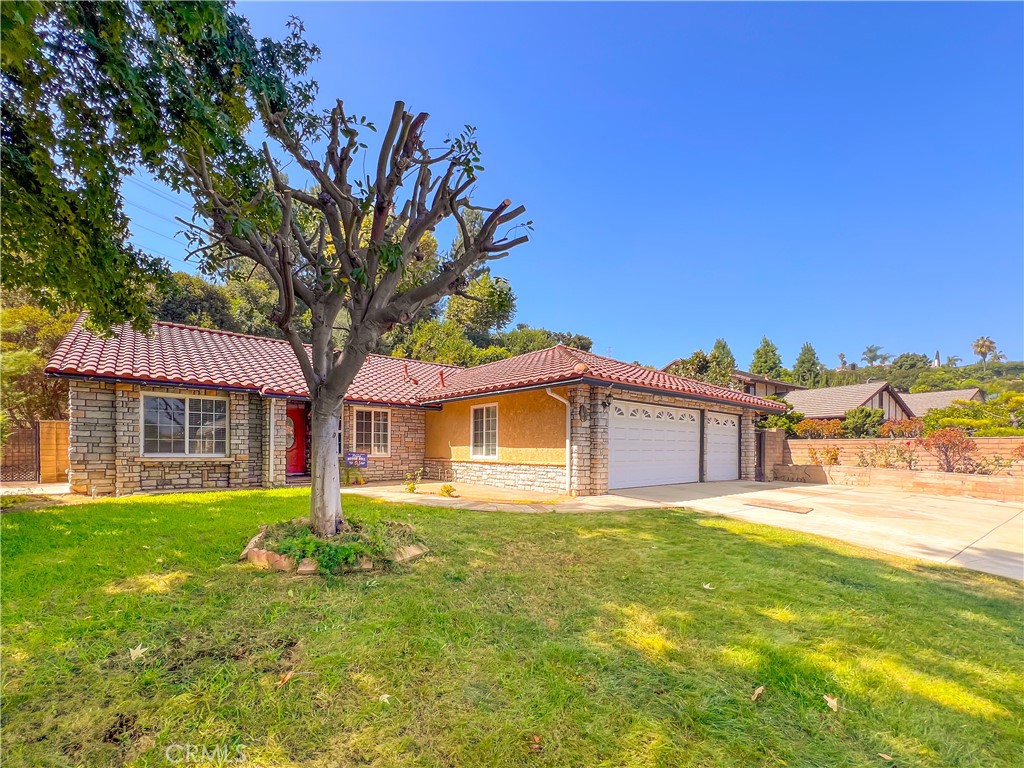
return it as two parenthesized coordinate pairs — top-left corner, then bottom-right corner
(181, 100), (529, 535)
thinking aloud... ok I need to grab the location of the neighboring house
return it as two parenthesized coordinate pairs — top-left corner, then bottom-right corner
(46, 317), (785, 497)
(730, 370), (806, 398)
(782, 381), (911, 421)
(656, 364), (805, 398)
(900, 388), (984, 418)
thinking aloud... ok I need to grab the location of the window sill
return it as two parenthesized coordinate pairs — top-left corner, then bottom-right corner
(139, 456), (234, 463)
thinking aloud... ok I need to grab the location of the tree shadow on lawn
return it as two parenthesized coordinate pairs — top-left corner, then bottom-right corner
(2, 494), (1023, 767)
(557, 510), (1024, 766)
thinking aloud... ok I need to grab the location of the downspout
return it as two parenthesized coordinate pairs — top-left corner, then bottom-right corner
(267, 398), (276, 486)
(545, 388), (571, 494)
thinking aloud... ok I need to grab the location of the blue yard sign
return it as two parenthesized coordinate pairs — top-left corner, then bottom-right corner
(345, 452), (368, 468)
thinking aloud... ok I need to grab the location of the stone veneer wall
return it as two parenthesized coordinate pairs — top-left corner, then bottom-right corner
(422, 458), (566, 494)
(68, 380), (286, 495)
(340, 405), (426, 482)
(68, 380), (117, 494)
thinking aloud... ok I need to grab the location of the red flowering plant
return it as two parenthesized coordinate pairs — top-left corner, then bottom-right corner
(916, 428), (978, 473)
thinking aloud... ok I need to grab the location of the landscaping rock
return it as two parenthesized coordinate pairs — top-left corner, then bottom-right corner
(239, 526), (268, 561)
(296, 557), (318, 576)
(394, 543), (429, 564)
(270, 552), (296, 572)
(246, 547), (271, 568)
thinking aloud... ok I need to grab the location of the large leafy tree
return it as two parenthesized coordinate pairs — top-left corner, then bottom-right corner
(667, 348), (734, 387)
(0, 292), (78, 424)
(791, 342), (822, 387)
(1, 0), (317, 328)
(749, 336), (785, 380)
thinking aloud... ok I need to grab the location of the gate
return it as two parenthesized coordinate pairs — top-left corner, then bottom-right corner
(1, 423), (40, 483)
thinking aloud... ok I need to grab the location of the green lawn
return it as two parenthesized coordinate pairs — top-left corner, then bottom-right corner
(2, 489), (1022, 767)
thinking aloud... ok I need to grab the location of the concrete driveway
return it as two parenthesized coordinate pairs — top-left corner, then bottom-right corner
(609, 481), (1024, 580)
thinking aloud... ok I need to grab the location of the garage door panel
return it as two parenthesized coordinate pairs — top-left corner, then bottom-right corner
(705, 412), (739, 482)
(608, 401), (700, 489)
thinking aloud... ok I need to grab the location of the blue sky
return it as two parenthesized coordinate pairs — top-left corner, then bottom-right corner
(125, 2), (1023, 369)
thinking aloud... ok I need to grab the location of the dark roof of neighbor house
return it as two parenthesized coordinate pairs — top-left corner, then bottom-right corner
(731, 370), (807, 390)
(782, 381), (909, 420)
(46, 316), (785, 411)
(900, 388), (983, 418)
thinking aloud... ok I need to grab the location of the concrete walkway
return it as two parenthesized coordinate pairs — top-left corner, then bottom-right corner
(610, 481), (1024, 580)
(345, 479), (1024, 580)
(0, 481), (71, 496)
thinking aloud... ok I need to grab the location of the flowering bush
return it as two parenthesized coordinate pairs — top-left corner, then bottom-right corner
(794, 419), (844, 439)
(808, 446), (840, 466)
(856, 441), (918, 470)
(916, 428), (978, 473)
(879, 419), (924, 438)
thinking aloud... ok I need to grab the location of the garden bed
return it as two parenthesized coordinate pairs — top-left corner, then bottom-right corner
(240, 517), (429, 577)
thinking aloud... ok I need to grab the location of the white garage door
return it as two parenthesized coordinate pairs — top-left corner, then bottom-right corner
(705, 412), (739, 481)
(609, 401), (700, 489)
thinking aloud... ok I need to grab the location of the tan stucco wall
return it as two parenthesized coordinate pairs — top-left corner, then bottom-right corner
(424, 387), (568, 466)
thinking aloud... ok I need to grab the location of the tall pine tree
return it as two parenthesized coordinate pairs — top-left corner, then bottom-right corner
(792, 342), (822, 386)
(749, 336), (785, 380)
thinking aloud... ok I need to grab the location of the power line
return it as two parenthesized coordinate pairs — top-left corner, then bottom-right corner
(131, 221), (187, 245)
(125, 198), (187, 223)
(124, 176), (192, 212)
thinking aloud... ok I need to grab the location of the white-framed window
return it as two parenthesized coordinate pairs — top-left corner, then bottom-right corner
(142, 393), (228, 456)
(353, 408), (390, 456)
(470, 403), (498, 459)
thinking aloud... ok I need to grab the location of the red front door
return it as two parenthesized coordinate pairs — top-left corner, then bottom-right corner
(285, 403), (308, 475)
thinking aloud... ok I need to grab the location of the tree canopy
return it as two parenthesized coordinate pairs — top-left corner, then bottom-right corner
(666, 348), (733, 387)
(791, 342), (822, 387)
(749, 336), (785, 380)
(1, 0), (317, 328)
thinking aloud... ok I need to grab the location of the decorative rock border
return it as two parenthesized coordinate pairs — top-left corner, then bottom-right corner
(238, 525), (430, 576)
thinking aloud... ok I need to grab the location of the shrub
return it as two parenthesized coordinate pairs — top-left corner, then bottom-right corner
(757, 398), (804, 436)
(916, 428), (978, 473)
(808, 446), (840, 466)
(793, 419), (844, 439)
(843, 407), (885, 438)
(439, 484), (456, 497)
(879, 419), (924, 438)
(922, 392), (1024, 435)
(264, 517), (420, 577)
(856, 442), (918, 470)
(342, 466), (366, 486)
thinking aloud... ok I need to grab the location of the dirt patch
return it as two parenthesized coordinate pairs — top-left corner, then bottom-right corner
(102, 712), (141, 747)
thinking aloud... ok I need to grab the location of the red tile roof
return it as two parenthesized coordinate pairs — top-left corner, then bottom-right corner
(421, 345), (786, 410)
(45, 316), (459, 405)
(47, 316), (784, 411)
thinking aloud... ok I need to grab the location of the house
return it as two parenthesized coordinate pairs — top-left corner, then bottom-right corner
(45, 317), (786, 497)
(782, 381), (911, 421)
(900, 388), (985, 418)
(656, 363), (805, 398)
(730, 370), (806, 398)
